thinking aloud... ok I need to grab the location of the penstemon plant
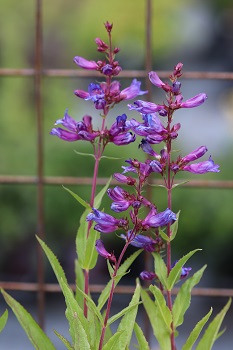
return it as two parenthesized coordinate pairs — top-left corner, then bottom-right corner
(0, 21), (231, 350)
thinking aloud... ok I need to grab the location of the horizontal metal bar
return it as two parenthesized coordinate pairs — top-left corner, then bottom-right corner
(1, 281), (233, 297)
(0, 175), (233, 188)
(0, 68), (233, 80)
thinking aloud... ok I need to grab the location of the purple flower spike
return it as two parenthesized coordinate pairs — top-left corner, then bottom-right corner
(180, 93), (207, 108)
(140, 271), (157, 281)
(142, 208), (177, 228)
(120, 79), (148, 100)
(181, 146), (208, 163)
(183, 156), (220, 174)
(95, 239), (116, 263)
(74, 56), (98, 70)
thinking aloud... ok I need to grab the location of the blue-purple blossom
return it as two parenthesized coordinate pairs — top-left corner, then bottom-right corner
(180, 93), (207, 108)
(86, 208), (128, 233)
(172, 260), (192, 280)
(128, 100), (167, 116)
(140, 271), (157, 281)
(95, 239), (116, 262)
(113, 173), (136, 185)
(119, 79), (147, 100)
(130, 114), (166, 136)
(139, 139), (160, 158)
(50, 110), (99, 142)
(142, 208), (177, 228)
(74, 56), (99, 70)
(181, 146), (208, 163)
(75, 83), (106, 110)
(107, 186), (134, 213)
(182, 156), (220, 174)
(120, 233), (159, 252)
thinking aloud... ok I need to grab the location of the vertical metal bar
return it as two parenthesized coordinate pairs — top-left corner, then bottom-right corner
(144, 0), (153, 343)
(35, 0), (45, 328)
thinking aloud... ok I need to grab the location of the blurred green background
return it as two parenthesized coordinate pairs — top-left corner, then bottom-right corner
(0, 0), (233, 289)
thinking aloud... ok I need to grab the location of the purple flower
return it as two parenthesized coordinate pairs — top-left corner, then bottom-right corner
(86, 208), (128, 233)
(130, 114), (166, 136)
(107, 186), (134, 213)
(182, 156), (220, 174)
(120, 79), (147, 100)
(74, 56), (98, 70)
(128, 100), (167, 115)
(139, 139), (160, 157)
(181, 146), (208, 163)
(142, 208), (177, 228)
(95, 239), (116, 263)
(121, 233), (159, 252)
(149, 71), (171, 92)
(50, 110), (99, 142)
(113, 173), (136, 185)
(140, 271), (157, 281)
(74, 83), (106, 110)
(172, 261), (192, 280)
(180, 93), (207, 108)
(109, 114), (131, 136)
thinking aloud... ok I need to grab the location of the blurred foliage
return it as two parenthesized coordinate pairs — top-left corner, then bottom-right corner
(0, 0), (233, 286)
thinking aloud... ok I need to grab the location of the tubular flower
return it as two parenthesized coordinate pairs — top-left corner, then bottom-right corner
(139, 139), (161, 157)
(50, 110), (99, 142)
(86, 208), (128, 233)
(120, 233), (161, 252)
(107, 114), (136, 146)
(172, 261), (192, 280)
(113, 173), (136, 185)
(95, 239), (116, 263)
(74, 83), (106, 110)
(149, 71), (172, 92)
(142, 208), (177, 229)
(130, 114), (166, 136)
(73, 56), (99, 70)
(181, 146), (208, 163)
(107, 186), (135, 213)
(128, 100), (167, 116)
(180, 93), (207, 108)
(182, 156), (220, 174)
(140, 271), (157, 281)
(119, 79), (147, 100)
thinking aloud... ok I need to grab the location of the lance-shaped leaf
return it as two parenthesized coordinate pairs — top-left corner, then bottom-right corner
(1, 290), (55, 350)
(149, 284), (172, 331)
(54, 330), (73, 350)
(196, 298), (231, 350)
(182, 308), (212, 350)
(134, 322), (150, 350)
(140, 286), (171, 349)
(63, 186), (91, 209)
(173, 265), (206, 328)
(0, 309), (8, 334)
(97, 249), (142, 311)
(75, 259), (85, 308)
(102, 331), (125, 350)
(152, 252), (168, 289)
(167, 249), (201, 291)
(115, 281), (141, 349)
(170, 211), (180, 241)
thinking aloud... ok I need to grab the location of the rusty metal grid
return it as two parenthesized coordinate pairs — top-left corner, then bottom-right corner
(1, 0), (233, 330)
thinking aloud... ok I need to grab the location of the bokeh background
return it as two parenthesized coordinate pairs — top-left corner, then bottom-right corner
(0, 0), (233, 348)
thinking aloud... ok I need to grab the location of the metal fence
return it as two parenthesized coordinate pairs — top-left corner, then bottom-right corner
(0, 0), (233, 340)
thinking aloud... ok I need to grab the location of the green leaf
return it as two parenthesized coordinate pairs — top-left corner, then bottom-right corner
(73, 312), (91, 350)
(159, 227), (170, 242)
(140, 286), (171, 349)
(102, 331), (125, 350)
(93, 176), (112, 209)
(196, 298), (231, 350)
(107, 301), (142, 326)
(36, 236), (90, 347)
(172, 180), (189, 189)
(182, 308), (212, 350)
(133, 322), (150, 350)
(173, 265), (207, 328)
(101, 156), (122, 160)
(63, 186), (91, 209)
(1, 290), (55, 350)
(97, 250), (142, 311)
(76, 209), (100, 270)
(170, 211), (180, 241)
(149, 284), (172, 331)
(76, 286), (103, 326)
(167, 249), (201, 291)
(152, 252), (168, 289)
(0, 309), (8, 333)
(75, 259), (85, 308)
(116, 281), (141, 349)
(54, 330), (73, 350)
(74, 150), (95, 158)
